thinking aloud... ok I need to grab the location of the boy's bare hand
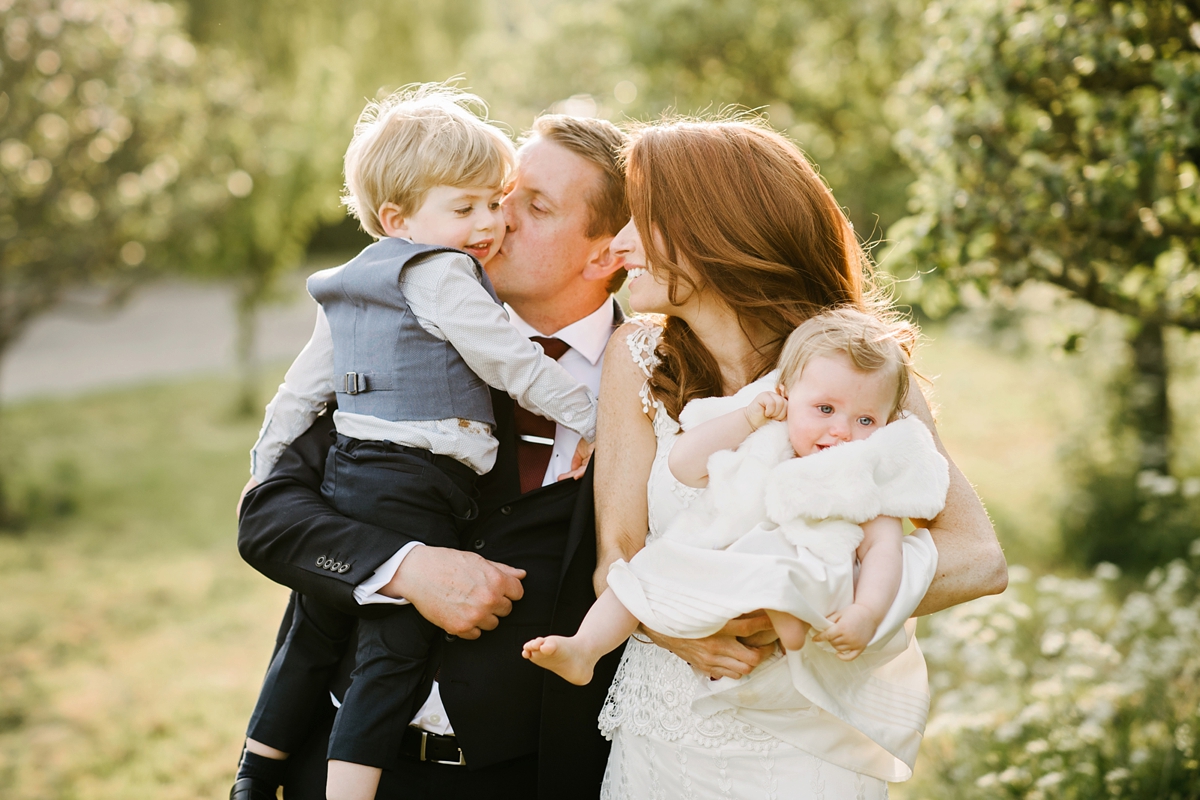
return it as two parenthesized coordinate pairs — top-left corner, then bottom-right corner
(558, 437), (594, 481)
(236, 477), (260, 519)
(813, 604), (876, 661)
(744, 391), (788, 430)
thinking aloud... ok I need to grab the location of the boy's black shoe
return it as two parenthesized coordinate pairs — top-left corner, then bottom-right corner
(229, 777), (277, 800)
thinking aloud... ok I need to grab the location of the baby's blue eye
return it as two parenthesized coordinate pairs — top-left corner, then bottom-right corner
(817, 405), (833, 414)
(858, 416), (875, 426)
(489, 201), (502, 211)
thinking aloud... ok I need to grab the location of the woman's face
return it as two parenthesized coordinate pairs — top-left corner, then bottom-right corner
(612, 218), (680, 315)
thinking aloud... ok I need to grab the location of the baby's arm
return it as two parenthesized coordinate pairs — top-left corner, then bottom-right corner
(406, 253), (598, 441)
(668, 391), (787, 488)
(815, 515), (904, 660)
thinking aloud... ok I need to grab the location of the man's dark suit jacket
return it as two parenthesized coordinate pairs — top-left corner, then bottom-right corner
(238, 390), (624, 798)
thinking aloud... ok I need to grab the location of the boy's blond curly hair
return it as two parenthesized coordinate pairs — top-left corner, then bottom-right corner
(342, 83), (515, 238)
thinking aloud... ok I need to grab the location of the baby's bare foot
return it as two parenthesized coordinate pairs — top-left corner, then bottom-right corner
(522, 636), (595, 685)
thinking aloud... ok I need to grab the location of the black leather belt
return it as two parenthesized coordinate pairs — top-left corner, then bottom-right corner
(400, 726), (466, 766)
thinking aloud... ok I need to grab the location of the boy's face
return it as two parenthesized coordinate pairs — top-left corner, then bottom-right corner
(390, 185), (506, 264)
(783, 353), (896, 457)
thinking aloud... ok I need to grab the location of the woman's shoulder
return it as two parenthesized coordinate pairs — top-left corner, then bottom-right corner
(602, 317), (667, 417)
(612, 315), (666, 377)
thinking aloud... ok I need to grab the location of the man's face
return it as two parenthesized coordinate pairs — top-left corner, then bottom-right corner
(487, 137), (604, 307)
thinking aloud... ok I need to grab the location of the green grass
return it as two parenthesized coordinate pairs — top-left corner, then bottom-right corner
(0, 375), (290, 799)
(0, 325), (1193, 797)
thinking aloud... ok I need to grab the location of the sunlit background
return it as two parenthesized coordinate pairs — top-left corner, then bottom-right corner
(2, 0), (1199, 796)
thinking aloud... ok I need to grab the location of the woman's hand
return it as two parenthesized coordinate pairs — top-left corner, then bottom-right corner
(643, 612), (777, 679)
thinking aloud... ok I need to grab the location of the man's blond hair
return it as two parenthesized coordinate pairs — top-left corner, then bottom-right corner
(343, 83), (515, 238)
(778, 308), (919, 421)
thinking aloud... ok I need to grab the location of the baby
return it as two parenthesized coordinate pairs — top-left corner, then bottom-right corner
(233, 84), (597, 800)
(524, 308), (947, 776)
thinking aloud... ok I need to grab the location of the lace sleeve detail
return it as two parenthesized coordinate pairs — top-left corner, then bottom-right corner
(625, 317), (664, 414)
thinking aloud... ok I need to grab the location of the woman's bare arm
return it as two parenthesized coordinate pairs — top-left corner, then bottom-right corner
(593, 324), (773, 678)
(594, 323), (660, 596)
(906, 387), (1008, 616)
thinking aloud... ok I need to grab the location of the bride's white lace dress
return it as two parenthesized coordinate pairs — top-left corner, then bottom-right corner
(598, 321), (888, 800)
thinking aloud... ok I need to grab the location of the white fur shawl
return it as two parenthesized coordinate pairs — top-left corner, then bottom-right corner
(676, 372), (949, 537)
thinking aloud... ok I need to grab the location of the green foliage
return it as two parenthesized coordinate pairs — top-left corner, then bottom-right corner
(908, 559), (1200, 799)
(887, 0), (1200, 330)
(886, 0), (1200, 542)
(0, 0), (251, 353)
(471, 0), (925, 236)
(177, 0), (486, 412)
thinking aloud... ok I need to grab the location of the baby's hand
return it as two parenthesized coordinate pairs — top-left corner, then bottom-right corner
(744, 391), (787, 430)
(814, 604), (877, 661)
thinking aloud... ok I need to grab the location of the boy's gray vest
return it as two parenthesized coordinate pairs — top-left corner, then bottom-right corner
(307, 237), (500, 425)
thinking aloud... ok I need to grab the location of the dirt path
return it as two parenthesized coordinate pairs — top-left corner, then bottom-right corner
(2, 276), (318, 402)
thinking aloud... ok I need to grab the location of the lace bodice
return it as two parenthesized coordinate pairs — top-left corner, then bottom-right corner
(597, 319), (777, 749)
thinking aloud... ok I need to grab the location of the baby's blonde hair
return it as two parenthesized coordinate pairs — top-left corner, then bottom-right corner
(342, 83), (516, 238)
(777, 308), (919, 421)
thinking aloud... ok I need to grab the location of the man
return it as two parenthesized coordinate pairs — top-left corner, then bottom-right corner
(236, 115), (633, 799)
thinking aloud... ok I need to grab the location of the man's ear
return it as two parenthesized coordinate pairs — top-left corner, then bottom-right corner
(378, 203), (407, 238)
(581, 235), (623, 282)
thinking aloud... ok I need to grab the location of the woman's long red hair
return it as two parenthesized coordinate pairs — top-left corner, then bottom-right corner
(624, 116), (874, 418)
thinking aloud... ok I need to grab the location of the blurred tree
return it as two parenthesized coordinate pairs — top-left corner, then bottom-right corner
(471, 0), (925, 239)
(0, 0), (259, 524)
(179, 0), (483, 414)
(886, 0), (1200, 567)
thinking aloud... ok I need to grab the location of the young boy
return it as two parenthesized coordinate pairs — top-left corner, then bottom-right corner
(524, 308), (946, 775)
(231, 84), (597, 800)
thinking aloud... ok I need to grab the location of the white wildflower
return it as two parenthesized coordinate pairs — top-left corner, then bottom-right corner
(975, 772), (999, 788)
(1036, 771), (1065, 788)
(1041, 630), (1067, 657)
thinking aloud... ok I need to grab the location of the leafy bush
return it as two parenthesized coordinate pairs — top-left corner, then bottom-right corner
(910, 555), (1200, 799)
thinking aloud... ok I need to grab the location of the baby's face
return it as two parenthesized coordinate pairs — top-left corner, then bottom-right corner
(394, 184), (506, 264)
(783, 353), (896, 457)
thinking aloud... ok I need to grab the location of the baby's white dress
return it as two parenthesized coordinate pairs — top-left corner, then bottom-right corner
(606, 370), (949, 781)
(598, 321), (941, 799)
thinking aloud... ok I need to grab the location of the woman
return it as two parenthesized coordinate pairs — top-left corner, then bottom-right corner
(592, 117), (1003, 797)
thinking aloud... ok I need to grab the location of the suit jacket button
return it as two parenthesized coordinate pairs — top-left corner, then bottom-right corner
(472, 539), (485, 550)
(338, 564), (350, 574)
(316, 556), (326, 567)
(500, 505), (512, 516)
(445, 633), (456, 642)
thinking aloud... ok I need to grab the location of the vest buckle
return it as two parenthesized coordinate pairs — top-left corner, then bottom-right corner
(343, 372), (363, 395)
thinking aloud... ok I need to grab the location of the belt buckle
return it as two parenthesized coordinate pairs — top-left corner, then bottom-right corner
(419, 730), (466, 766)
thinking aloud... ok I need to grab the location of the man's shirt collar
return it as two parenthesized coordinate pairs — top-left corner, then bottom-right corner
(506, 297), (618, 366)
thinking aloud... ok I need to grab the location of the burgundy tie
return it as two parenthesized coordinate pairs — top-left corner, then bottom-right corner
(514, 336), (571, 493)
